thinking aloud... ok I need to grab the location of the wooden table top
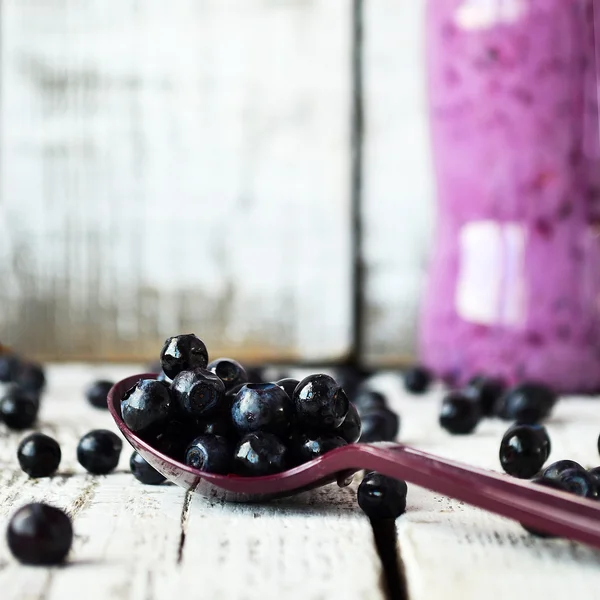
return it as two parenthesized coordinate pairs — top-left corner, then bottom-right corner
(1, 364), (599, 600)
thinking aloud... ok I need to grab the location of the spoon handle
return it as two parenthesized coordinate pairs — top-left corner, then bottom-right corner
(351, 443), (600, 547)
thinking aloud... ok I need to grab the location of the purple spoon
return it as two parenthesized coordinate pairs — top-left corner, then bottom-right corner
(109, 374), (600, 548)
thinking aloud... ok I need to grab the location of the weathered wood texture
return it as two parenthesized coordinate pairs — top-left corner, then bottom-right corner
(0, 365), (385, 600)
(0, 1), (353, 363)
(361, 0), (434, 365)
(367, 374), (600, 600)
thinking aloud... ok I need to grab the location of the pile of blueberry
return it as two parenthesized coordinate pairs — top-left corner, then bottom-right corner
(120, 334), (364, 477)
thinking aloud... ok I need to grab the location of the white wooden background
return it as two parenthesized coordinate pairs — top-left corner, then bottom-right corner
(0, 0), (433, 364)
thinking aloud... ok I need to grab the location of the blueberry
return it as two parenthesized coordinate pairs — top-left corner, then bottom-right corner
(120, 379), (172, 433)
(233, 432), (288, 476)
(245, 366), (265, 384)
(465, 375), (505, 417)
(275, 378), (300, 399)
(15, 362), (46, 393)
(338, 402), (361, 444)
(7, 503), (73, 565)
(588, 466), (600, 489)
(0, 386), (39, 430)
(171, 368), (226, 419)
(17, 433), (61, 478)
(499, 424), (550, 479)
(357, 472), (408, 520)
(294, 374), (349, 431)
(197, 412), (236, 438)
(232, 383), (293, 437)
(353, 389), (387, 414)
(403, 366), (432, 394)
(521, 477), (569, 538)
(185, 434), (231, 474)
(156, 371), (172, 384)
(439, 392), (481, 434)
(85, 380), (114, 409)
(554, 468), (597, 499)
(130, 451), (166, 485)
(151, 422), (198, 462)
(542, 460), (586, 481)
(289, 433), (347, 465)
(77, 429), (122, 475)
(207, 358), (248, 392)
(160, 334), (209, 379)
(0, 354), (20, 383)
(359, 408), (399, 442)
(333, 365), (373, 398)
(495, 382), (557, 424)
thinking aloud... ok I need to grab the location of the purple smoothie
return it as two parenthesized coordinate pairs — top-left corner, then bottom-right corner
(420, 0), (600, 392)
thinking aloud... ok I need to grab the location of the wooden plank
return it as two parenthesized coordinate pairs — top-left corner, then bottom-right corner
(367, 373), (600, 599)
(0, 0), (353, 363)
(360, 0), (435, 365)
(0, 365), (386, 600)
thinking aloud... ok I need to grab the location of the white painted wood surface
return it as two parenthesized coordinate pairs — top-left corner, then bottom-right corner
(0, 1), (353, 363)
(368, 374), (600, 600)
(0, 365), (384, 600)
(361, 0), (435, 365)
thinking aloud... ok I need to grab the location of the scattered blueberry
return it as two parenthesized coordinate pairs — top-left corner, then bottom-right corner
(0, 354), (20, 383)
(289, 432), (347, 465)
(171, 369), (225, 419)
(465, 375), (505, 417)
(553, 468), (597, 499)
(495, 382), (557, 424)
(15, 362), (46, 393)
(7, 503), (73, 565)
(233, 432), (288, 476)
(499, 424), (550, 479)
(353, 389), (387, 414)
(542, 460), (586, 481)
(207, 358), (248, 392)
(85, 380), (114, 410)
(77, 429), (123, 475)
(338, 402), (362, 444)
(521, 477), (569, 538)
(359, 407), (399, 442)
(130, 451), (166, 485)
(121, 379), (172, 433)
(333, 365), (372, 398)
(294, 374), (349, 431)
(357, 472), (408, 520)
(17, 433), (61, 478)
(185, 434), (231, 474)
(232, 383), (293, 437)
(439, 392), (481, 435)
(0, 386), (39, 430)
(160, 334), (209, 379)
(588, 466), (600, 489)
(276, 378), (300, 399)
(403, 366), (432, 394)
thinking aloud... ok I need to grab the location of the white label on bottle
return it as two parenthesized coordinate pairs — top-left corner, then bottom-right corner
(454, 0), (526, 31)
(455, 221), (526, 326)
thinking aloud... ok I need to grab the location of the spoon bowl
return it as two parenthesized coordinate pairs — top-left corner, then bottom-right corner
(109, 374), (600, 547)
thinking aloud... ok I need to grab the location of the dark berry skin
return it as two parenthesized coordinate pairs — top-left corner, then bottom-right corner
(588, 466), (600, 489)
(185, 434), (231, 474)
(245, 366), (265, 384)
(7, 503), (73, 565)
(233, 432), (288, 476)
(439, 392), (481, 435)
(554, 468), (597, 499)
(294, 374), (349, 431)
(499, 424), (551, 479)
(359, 408), (399, 442)
(353, 389), (387, 414)
(495, 382), (557, 424)
(198, 413), (237, 438)
(521, 477), (569, 538)
(85, 380), (114, 409)
(156, 370), (172, 384)
(0, 386), (39, 430)
(130, 451), (166, 485)
(357, 472), (408, 520)
(160, 334), (209, 379)
(171, 368), (226, 419)
(465, 375), (505, 417)
(289, 433), (347, 465)
(207, 358), (248, 392)
(17, 433), (61, 478)
(542, 460), (586, 482)
(151, 424), (197, 463)
(0, 354), (21, 383)
(232, 383), (293, 437)
(120, 379), (172, 433)
(338, 402), (362, 444)
(77, 430), (122, 475)
(276, 378), (300, 399)
(333, 365), (373, 399)
(15, 362), (46, 393)
(403, 366), (432, 394)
